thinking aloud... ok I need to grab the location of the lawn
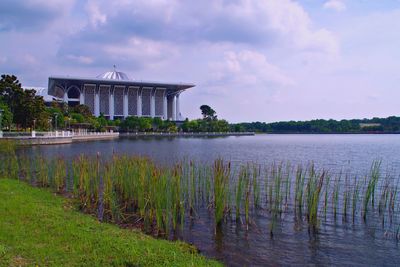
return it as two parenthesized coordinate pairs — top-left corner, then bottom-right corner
(0, 179), (220, 266)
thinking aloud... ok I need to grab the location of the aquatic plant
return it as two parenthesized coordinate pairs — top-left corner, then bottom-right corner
(213, 159), (230, 227)
(363, 161), (381, 221)
(2, 143), (400, 242)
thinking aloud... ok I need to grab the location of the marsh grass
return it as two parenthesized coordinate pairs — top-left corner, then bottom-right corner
(1, 139), (399, 241)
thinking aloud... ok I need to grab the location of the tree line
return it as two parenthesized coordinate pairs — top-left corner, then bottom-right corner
(231, 117), (400, 133)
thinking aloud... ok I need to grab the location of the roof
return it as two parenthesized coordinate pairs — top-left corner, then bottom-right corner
(48, 75), (195, 90)
(96, 70), (130, 81)
(48, 68), (195, 98)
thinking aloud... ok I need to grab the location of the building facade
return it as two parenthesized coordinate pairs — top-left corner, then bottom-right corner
(47, 69), (194, 121)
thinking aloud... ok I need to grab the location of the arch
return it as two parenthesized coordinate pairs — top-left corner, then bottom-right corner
(67, 86), (80, 99)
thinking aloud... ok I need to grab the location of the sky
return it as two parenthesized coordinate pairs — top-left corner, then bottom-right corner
(0, 0), (400, 123)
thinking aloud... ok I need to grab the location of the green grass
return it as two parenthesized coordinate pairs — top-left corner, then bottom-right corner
(0, 179), (221, 267)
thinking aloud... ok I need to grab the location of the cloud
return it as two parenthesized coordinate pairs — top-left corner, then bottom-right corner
(70, 0), (338, 56)
(323, 0), (346, 12)
(85, 0), (107, 28)
(0, 0), (75, 31)
(209, 50), (293, 89)
(66, 55), (94, 65)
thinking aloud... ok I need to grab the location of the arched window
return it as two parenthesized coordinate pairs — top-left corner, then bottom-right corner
(68, 87), (80, 99)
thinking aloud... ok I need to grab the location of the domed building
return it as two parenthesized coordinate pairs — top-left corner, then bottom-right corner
(47, 67), (194, 121)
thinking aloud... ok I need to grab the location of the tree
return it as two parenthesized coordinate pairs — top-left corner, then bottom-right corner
(0, 74), (48, 130)
(138, 117), (152, 131)
(0, 101), (12, 130)
(71, 104), (93, 118)
(152, 117), (163, 131)
(200, 105), (217, 120)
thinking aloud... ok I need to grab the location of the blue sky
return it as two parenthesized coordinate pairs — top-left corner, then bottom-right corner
(1, 0), (399, 122)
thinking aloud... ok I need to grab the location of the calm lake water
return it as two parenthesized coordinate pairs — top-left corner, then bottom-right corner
(21, 134), (400, 265)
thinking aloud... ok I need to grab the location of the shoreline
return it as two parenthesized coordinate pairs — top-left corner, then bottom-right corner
(0, 178), (220, 266)
(2, 131), (255, 146)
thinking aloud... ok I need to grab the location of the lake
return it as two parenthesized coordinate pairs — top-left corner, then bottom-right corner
(20, 134), (400, 265)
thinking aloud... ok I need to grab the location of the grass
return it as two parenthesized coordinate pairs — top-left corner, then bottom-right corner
(0, 178), (220, 267)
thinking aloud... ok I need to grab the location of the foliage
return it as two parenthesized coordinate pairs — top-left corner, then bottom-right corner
(70, 104), (92, 118)
(0, 101), (12, 130)
(0, 75), (50, 130)
(0, 179), (220, 266)
(200, 104), (217, 120)
(233, 116), (400, 133)
(119, 117), (178, 132)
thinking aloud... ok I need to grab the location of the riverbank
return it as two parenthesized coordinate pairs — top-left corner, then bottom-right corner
(0, 179), (220, 266)
(2, 132), (119, 145)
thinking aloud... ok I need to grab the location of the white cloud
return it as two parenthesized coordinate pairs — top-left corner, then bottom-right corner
(78, 0), (338, 57)
(209, 50), (293, 88)
(324, 0), (346, 12)
(85, 0), (107, 28)
(66, 54), (94, 64)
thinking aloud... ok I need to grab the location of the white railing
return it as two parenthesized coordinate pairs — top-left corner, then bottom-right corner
(1, 131), (119, 139)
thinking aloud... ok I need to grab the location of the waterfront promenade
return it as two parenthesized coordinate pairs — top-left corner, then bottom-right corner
(2, 131), (119, 145)
(0, 131), (254, 145)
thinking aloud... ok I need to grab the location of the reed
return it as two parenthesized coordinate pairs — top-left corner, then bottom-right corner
(342, 175), (350, 222)
(3, 144), (400, 242)
(284, 162), (291, 209)
(294, 165), (305, 213)
(252, 164), (261, 209)
(332, 173), (341, 220)
(235, 166), (246, 221)
(244, 169), (251, 228)
(0, 140), (18, 179)
(36, 156), (49, 187)
(305, 166), (324, 229)
(213, 159), (230, 227)
(351, 176), (361, 223)
(363, 161), (381, 221)
(324, 174), (331, 218)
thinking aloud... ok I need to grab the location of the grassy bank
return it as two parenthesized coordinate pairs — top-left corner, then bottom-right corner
(0, 179), (220, 267)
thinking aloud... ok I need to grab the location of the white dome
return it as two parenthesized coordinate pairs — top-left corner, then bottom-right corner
(97, 67), (131, 81)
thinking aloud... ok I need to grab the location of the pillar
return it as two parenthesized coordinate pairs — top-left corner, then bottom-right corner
(109, 87), (114, 120)
(150, 89), (155, 118)
(79, 87), (85, 105)
(63, 90), (68, 103)
(172, 95), (176, 121)
(137, 89), (142, 117)
(163, 94), (168, 120)
(176, 94), (180, 121)
(123, 90), (128, 118)
(94, 86), (100, 117)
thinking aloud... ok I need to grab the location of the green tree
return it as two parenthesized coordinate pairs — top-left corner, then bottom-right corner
(0, 102), (12, 130)
(0, 75), (49, 130)
(70, 113), (85, 123)
(138, 117), (152, 131)
(152, 117), (163, 131)
(200, 105), (217, 120)
(71, 104), (93, 118)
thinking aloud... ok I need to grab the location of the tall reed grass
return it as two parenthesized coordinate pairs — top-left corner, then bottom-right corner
(1, 139), (399, 240)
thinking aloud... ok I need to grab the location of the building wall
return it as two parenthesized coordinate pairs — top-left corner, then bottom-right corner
(128, 87), (138, 116)
(114, 86), (124, 116)
(141, 88), (151, 116)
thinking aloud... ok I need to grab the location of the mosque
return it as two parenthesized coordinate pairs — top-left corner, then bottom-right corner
(47, 67), (195, 121)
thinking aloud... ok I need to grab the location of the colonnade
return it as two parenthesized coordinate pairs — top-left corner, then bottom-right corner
(63, 85), (181, 121)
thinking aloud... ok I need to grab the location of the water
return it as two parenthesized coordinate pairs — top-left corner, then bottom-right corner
(20, 134), (400, 265)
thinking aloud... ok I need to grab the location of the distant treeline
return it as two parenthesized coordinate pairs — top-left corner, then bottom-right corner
(231, 116), (400, 133)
